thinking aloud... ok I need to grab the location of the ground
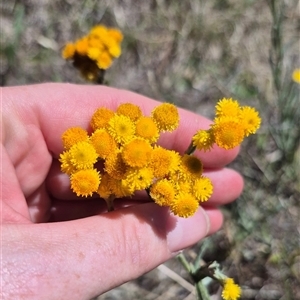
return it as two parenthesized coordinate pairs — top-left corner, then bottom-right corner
(1, 0), (300, 299)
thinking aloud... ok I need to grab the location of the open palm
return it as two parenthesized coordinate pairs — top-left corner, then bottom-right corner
(1, 83), (243, 300)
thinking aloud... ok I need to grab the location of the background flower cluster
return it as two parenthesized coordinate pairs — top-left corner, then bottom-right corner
(62, 25), (123, 81)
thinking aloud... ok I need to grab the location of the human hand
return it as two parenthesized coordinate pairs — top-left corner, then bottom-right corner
(1, 83), (243, 300)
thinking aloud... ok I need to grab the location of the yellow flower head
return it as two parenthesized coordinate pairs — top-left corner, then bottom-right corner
(292, 68), (300, 84)
(116, 103), (143, 121)
(181, 154), (203, 179)
(121, 138), (153, 168)
(135, 116), (159, 143)
(215, 98), (241, 118)
(122, 167), (154, 192)
(108, 44), (122, 58)
(192, 129), (215, 152)
(108, 28), (124, 43)
(96, 51), (113, 70)
(239, 106), (261, 136)
(75, 37), (89, 55)
(222, 278), (241, 300)
(69, 141), (98, 169)
(62, 127), (89, 150)
(70, 169), (101, 197)
(193, 176), (213, 202)
(89, 25), (108, 38)
(175, 178), (192, 194)
(150, 179), (176, 206)
(170, 193), (199, 218)
(90, 107), (115, 131)
(104, 152), (128, 180)
(97, 173), (112, 199)
(150, 147), (180, 178)
(152, 103), (179, 132)
(108, 114), (136, 144)
(87, 47), (101, 61)
(59, 150), (77, 175)
(62, 43), (75, 59)
(212, 117), (245, 150)
(90, 129), (117, 159)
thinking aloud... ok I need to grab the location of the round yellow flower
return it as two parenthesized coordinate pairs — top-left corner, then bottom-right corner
(170, 193), (199, 218)
(90, 129), (117, 159)
(292, 68), (300, 84)
(215, 98), (241, 118)
(121, 138), (152, 168)
(96, 51), (113, 70)
(116, 103), (143, 121)
(62, 127), (89, 150)
(193, 176), (213, 202)
(108, 114), (136, 144)
(108, 44), (122, 58)
(150, 179), (176, 206)
(87, 47), (101, 61)
(192, 129), (215, 152)
(181, 154), (203, 179)
(135, 116), (159, 143)
(89, 25), (108, 38)
(104, 152), (128, 180)
(90, 107), (115, 131)
(59, 150), (77, 175)
(107, 28), (123, 43)
(239, 106), (261, 136)
(222, 278), (241, 300)
(70, 169), (101, 197)
(62, 43), (75, 59)
(75, 37), (89, 55)
(175, 178), (192, 194)
(69, 141), (98, 170)
(152, 103), (179, 132)
(122, 167), (154, 192)
(212, 117), (245, 150)
(149, 147), (180, 178)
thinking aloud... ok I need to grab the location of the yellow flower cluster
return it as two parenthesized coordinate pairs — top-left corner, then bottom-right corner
(192, 98), (261, 151)
(221, 278), (241, 300)
(62, 25), (123, 81)
(59, 102), (213, 218)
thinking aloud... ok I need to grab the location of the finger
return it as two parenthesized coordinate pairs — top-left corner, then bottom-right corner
(4, 202), (216, 299)
(202, 168), (244, 206)
(205, 208), (223, 235)
(6, 83), (239, 169)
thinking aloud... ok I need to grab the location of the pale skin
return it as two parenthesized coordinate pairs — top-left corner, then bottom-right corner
(1, 83), (244, 300)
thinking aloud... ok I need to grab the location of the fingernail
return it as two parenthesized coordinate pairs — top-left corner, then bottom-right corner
(166, 206), (210, 253)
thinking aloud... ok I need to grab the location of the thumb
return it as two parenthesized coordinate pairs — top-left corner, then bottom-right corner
(3, 203), (216, 300)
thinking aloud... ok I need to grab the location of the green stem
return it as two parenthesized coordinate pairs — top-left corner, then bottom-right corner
(195, 281), (211, 300)
(185, 141), (196, 155)
(106, 195), (115, 212)
(177, 252), (192, 273)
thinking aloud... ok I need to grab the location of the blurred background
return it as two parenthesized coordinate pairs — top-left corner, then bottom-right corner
(1, 0), (300, 299)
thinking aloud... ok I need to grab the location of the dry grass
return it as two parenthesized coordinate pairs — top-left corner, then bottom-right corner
(1, 0), (300, 299)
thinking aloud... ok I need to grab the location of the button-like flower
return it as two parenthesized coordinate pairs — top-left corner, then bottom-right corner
(170, 193), (199, 218)
(221, 278), (241, 300)
(69, 141), (98, 169)
(71, 169), (101, 197)
(152, 103), (179, 132)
